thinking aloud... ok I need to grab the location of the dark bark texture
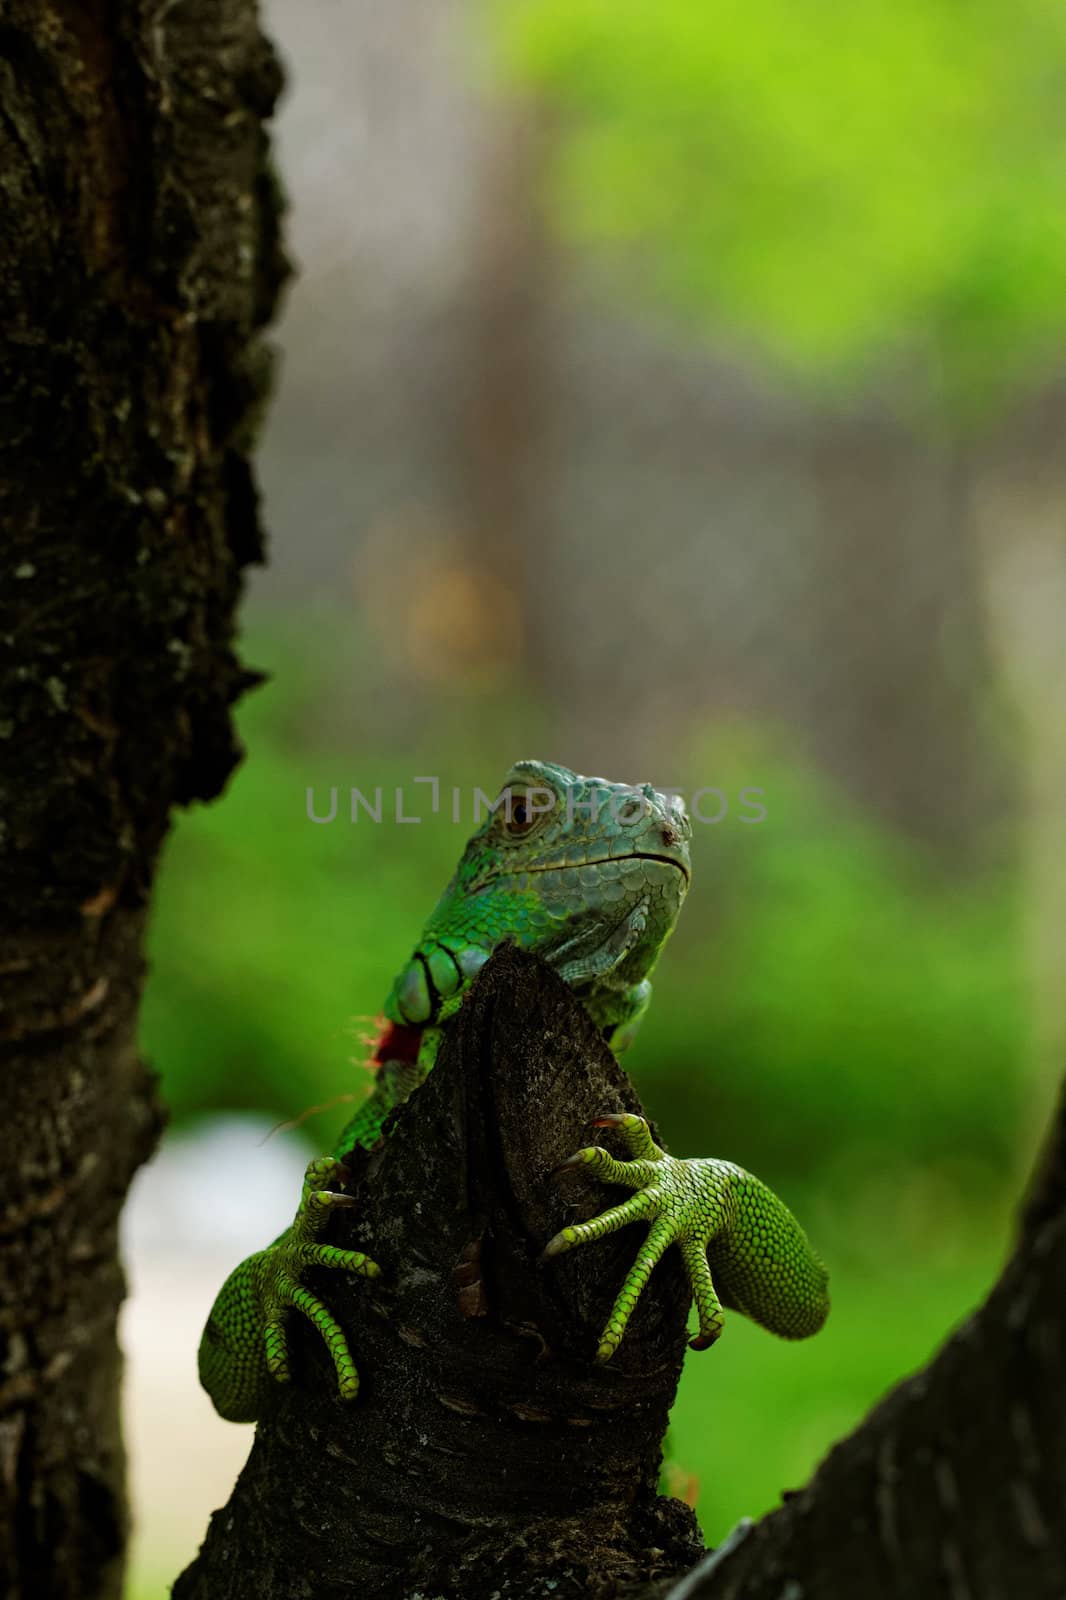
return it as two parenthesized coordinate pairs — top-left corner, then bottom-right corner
(174, 946), (705, 1600)
(0, 3), (286, 1596)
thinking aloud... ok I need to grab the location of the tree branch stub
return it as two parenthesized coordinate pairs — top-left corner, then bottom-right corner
(175, 945), (705, 1599)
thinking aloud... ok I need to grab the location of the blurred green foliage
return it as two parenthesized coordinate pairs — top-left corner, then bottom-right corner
(143, 620), (1030, 1539)
(493, 0), (1066, 412)
(640, 730), (1026, 1178)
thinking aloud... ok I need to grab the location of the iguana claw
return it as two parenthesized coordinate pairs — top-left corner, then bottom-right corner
(198, 1156), (381, 1421)
(546, 1113), (828, 1363)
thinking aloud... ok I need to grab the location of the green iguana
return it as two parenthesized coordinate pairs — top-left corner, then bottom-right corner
(199, 760), (828, 1422)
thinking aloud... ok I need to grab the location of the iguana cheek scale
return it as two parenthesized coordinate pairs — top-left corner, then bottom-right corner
(198, 760), (828, 1423)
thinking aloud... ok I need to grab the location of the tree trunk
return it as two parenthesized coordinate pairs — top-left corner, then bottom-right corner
(175, 946), (705, 1599)
(0, 4), (286, 1596)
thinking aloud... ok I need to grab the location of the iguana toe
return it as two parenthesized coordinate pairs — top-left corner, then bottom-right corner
(198, 1156), (380, 1420)
(546, 1114), (828, 1363)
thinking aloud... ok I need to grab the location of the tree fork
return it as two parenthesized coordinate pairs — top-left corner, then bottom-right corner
(0, 2), (287, 1595)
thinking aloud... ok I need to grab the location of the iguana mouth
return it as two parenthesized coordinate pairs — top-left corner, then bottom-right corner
(526, 852), (691, 885)
(630, 851), (691, 884)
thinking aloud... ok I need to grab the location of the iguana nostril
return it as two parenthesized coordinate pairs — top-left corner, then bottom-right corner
(660, 822), (680, 846)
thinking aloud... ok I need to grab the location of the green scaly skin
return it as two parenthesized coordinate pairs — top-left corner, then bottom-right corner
(199, 760), (828, 1422)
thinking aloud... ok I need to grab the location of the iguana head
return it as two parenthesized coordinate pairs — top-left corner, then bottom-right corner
(384, 760), (691, 1038)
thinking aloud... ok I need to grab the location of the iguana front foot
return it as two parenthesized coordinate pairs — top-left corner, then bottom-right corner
(198, 1157), (381, 1422)
(544, 1113), (828, 1363)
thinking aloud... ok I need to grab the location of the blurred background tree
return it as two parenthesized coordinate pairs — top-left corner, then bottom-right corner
(124, 1), (1066, 1591)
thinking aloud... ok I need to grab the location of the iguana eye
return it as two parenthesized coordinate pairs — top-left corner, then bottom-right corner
(500, 785), (550, 836)
(505, 790), (535, 834)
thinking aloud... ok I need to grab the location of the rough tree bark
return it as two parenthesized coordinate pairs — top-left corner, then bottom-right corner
(179, 946), (1066, 1600)
(0, 4), (286, 1596)
(175, 945), (706, 1599)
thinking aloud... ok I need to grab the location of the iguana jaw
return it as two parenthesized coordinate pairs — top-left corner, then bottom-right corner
(520, 850), (691, 886)
(513, 854), (688, 992)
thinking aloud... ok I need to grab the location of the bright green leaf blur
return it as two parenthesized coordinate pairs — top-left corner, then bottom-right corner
(494, 0), (1066, 410)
